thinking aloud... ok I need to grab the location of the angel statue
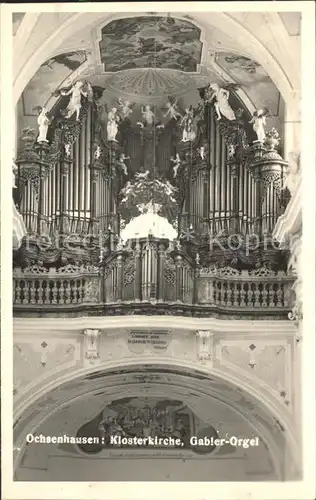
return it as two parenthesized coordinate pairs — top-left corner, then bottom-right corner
(107, 107), (120, 142)
(122, 180), (133, 194)
(206, 83), (237, 121)
(163, 96), (182, 121)
(118, 153), (130, 176)
(180, 106), (196, 143)
(64, 143), (71, 157)
(58, 80), (93, 121)
(249, 108), (269, 143)
(117, 98), (135, 120)
(120, 181), (134, 202)
(197, 146), (206, 161)
(94, 145), (101, 160)
(165, 180), (176, 197)
(137, 105), (155, 127)
(35, 106), (51, 143)
(170, 153), (182, 177)
(135, 170), (150, 181)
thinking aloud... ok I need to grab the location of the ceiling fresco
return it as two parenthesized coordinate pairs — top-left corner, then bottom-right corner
(17, 17), (284, 132)
(98, 16), (203, 73)
(215, 52), (281, 116)
(22, 50), (88, 116)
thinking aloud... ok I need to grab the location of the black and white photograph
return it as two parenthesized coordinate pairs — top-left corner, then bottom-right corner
(1, 2), (315, 499)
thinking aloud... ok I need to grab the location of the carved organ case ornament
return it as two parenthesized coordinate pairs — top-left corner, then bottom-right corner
(196, 330), (214, 362)
(14, 58), (290, 280)
(84, 329), (101, 365)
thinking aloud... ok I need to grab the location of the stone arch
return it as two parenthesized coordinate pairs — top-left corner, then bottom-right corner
(14, 358), (300, 479)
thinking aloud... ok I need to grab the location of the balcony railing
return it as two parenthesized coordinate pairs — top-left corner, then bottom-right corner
(198, 266), (291, 310)
(13, 239), (294, 318)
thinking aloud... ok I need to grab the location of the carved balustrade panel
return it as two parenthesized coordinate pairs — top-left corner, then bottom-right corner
(13, 265), (101, 307)
(13, 258), (294, 317)
(198, 266), (293, 310)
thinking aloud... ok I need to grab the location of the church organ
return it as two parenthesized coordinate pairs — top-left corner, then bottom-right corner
(13, 81), (292, 317)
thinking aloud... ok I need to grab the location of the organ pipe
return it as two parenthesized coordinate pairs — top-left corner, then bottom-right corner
(16, 99), (284, 243)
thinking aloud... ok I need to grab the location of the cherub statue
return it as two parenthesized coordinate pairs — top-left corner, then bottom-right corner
(107, 107), (120, 142)
(58, 80), (93, 121)
(163, 96), (182, 121)
(118, 153), (130, 176)
(197, 146), (206, 160)
(135, 170), (150, 181)
(117, 98), (135, 120)
(94, 145), (101, 160)
(64, 143), (71, 157)
(180, 106), (196, 142)
(122, 181), (133, 193)
(206, 83), (236, 121)
(120, 181), (134, 201)
(249, 108), (269, 143)
(34, 106), (51, 143)
(170, 153), (182, 177)
(137, 105), (155, 127)
(164, 180), (177, 201)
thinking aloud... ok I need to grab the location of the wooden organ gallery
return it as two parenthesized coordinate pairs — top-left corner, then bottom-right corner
(13, 82), (293, 317)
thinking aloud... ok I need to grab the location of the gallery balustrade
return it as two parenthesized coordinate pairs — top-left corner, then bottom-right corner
(13, 237), (293, 318)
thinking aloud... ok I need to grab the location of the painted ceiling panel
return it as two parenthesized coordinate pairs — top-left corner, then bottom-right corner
(17, 17), (283, 127)
(98, 16), (203, 72)
(215, 52), (280, 116)
(22, 50), (88, 115)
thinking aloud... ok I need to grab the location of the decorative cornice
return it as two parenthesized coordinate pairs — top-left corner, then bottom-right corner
(13, 315), (297, 336)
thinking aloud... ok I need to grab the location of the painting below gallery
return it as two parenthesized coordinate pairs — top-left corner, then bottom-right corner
(76, 397), (219, 455)
(99, 17), (203, 72)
